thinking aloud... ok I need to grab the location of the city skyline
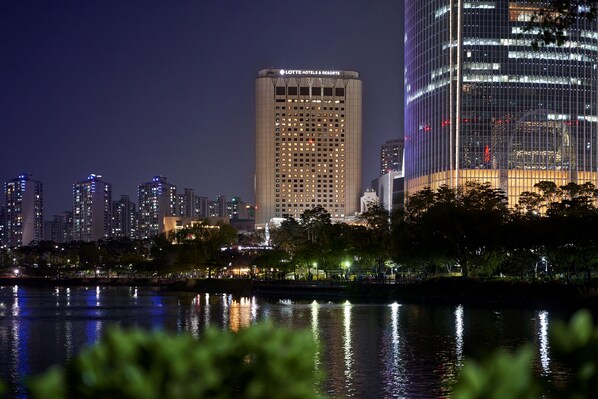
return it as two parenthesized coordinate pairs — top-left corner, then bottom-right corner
(0, 1), (404, 216)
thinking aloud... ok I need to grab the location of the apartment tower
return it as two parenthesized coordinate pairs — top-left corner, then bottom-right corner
(4, 174), (43, 247)
(73, 174), (112, 242)
(137, 176), (177, 238)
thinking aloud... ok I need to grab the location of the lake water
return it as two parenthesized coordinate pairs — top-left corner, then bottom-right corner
(0, 285), (577, 398)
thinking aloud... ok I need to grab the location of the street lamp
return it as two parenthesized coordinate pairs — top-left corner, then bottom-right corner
(343, 260), (351, 280)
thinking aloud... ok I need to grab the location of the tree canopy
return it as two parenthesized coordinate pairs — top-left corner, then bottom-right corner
(527, 0), (597, 47)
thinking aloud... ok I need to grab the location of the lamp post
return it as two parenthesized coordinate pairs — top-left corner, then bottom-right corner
(343, 260), (351, 281)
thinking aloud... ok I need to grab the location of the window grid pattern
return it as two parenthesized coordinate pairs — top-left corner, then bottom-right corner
(405, 0), (598, 202)
(255, 70), (362, 225)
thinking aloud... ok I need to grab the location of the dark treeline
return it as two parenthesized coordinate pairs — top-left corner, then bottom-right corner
(396, 181), (598, 280)
(0, 221), (241, 278)
(3, 181), (598, 282)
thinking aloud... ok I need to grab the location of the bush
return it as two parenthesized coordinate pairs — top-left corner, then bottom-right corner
(25, 322), (325, 399)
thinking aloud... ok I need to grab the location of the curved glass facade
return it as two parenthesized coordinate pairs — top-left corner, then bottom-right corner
(405, 0), (598, 205)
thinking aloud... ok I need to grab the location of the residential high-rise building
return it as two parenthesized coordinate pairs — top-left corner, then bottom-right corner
(137, 176), (177, 238)
(208, 200), (218, 217)
(228, 196), (245, 220)
(195, 196), (209, 219)
(216, 195), (227, 218)
(3, 174), (43, 247)
(0, 206), (6, 247)
(44, 212), (72, 243)
(255, 68), (362, 225)
(380, 139), (404, 175)
(73, 174), (112, 242)
(112, 195), (137, 239)
(63, 211), (73, 243)
(405, 1), (598, 205)
(177, 188), (196, 218)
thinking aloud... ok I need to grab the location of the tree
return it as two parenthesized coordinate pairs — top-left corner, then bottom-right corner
(359, 202), (392, 275)
(395, 182), (510, 277)
(526, 0), (597, 48)
(517, 181), (598, 281)
(300, 206), (331, 244)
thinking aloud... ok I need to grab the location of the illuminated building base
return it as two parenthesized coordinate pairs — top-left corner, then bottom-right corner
(406, 169), (598, 207)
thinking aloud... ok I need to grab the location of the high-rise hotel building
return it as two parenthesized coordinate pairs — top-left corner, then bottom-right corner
(255, 68), (362, 225)
(4, 174), (43, 247)
(405, 1), (598, 205)
(73, 174), (112, 242)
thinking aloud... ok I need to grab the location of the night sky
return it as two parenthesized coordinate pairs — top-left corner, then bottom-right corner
(0, 0), (404, 216)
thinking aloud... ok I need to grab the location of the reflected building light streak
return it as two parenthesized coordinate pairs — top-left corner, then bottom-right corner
(343, 300), (354, 393)
(11, 286), (30, 380)
(311, 300), (321, 372)
(192, 294), (201, 307)
(189, 294), (202, 336)
(96, 286), (100, 306)
(65, 321), (73, 359)
(279, 299), (294, 319)
(204, 294), (211, 326)
(222, 294), (232, 330)
(12, 286), (19, 316)
(66, 288), (70, 307)
(229, 297), (253, 332)
(455, 305), (464, 366)
(388, 302), (406, 398)
(230, 299), (240, 332)
(390, 302), (401, 345)
(189, 303), (200, 339)
(11, 315), (22, 388)
(538, 311), (550, 374)
(250, 296), (258, 322)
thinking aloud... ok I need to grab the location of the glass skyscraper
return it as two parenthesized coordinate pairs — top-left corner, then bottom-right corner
(405, 1), (598, 205)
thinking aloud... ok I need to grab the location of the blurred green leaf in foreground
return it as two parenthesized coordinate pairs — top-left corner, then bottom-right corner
(26, 322), (325, 399)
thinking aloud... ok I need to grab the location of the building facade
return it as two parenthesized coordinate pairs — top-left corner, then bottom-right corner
(73, 174), (112, 242)
(255, 68), (362, 225)
(195, 196), (209, 219)
(380, 138), (404, 175)
(177, 188), (196, 218)
(44, 212), (73, 243)
(4, 174), (44, 247)
(137, 176), (177, 238)
(405, 1), (598, 205)
(112, 195), (137, 239)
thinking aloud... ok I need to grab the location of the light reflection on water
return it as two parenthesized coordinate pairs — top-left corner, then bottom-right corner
(0, 286), (575, 399)
(342, 300), (354, 396)
(455, 304), (464, 367)
(538, 310), (550, 375)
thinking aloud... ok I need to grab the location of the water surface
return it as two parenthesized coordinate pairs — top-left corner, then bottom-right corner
(0, 285), (574, 398)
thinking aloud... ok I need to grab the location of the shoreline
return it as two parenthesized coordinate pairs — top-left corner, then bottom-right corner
(2, 277), (597, 308)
